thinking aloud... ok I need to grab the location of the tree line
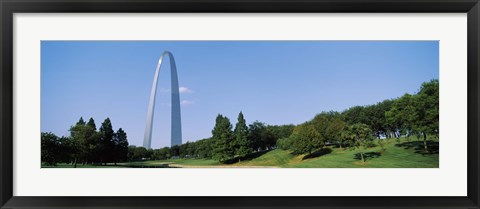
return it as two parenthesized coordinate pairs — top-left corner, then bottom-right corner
(277, 79), (439, 161)
(126, 111), (294, 163)
(41, 117), (129, 167)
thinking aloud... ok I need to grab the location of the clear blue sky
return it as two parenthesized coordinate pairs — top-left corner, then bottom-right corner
(41, 41), (439, 148)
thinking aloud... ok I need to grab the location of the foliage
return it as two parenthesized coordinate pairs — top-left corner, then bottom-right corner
(211, 114), (234, 162)
(42, 117), (130, 167)
(233, 112), (253, 158)
(99, 118), (115, 164)
(41, 132), (61, 166)
(114, 128), (129, 163)
(291, 123), (323, 155)
(277, 137), (294, 150)
(311, 111), (345, 147)
(342, 123), (373, 162)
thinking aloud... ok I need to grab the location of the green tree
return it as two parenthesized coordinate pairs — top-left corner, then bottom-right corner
(69, 117), (91, 167)
(369, 100), (394, 138)
(328, 116), (346, 148)
(41, 132), (60, 166)
(342, 106), (368, 125)
(87, 117), (96, 130)
(413, 79), (439, 151)
(76, 117), (86, 126)
(377, 138), (388, 152)
(84, 117), (100, 164)
(269, 125), (294, 139)
(99, 118), (115, 165)
(277, 137), (294, 150)
(130, 146), (150, 160)
(127, 145), (137, 161)
(180, 142), (195, 158)
(234, 112), (252, 158)
(291, 123), (323, 155)
(313, 112), (346, 145)
(170, 145), (180, 157)
(386, 93), (416, 141)
(248, 121), (266, 151)
(342, 123), (373, 162)
(114, 128), (129, 164)
(211, 114), (234, 162)
(247, 121), (278, 151)
(194, 138), (213, 158)
(152, 147), (171, 160)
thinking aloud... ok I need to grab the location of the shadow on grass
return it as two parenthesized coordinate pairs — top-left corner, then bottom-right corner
(353, 152), (382, 161)
(302, 148), (332, 160)
(395, 140), (439, 155)
(223, 150), (272, 164)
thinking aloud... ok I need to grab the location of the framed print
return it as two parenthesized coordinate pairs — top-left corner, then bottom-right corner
(1, 0), (479, 208)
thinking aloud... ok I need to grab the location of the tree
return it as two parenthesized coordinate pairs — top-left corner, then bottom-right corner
(180, 142), (195, 158)
(269, 124), (295, 139)
(266, 124), (295, 148)
(368, 100), (393, 138)
(312, 111), (346, 146)
(87, 117), (96, 130)
(41, 132), (60, 166)
(385, 93), (416, 141)
(131, 146), (150, 161)
(76, 117), (86, 126)
(69, 117), (91, 167)
(170, 145), (180, 158)
(342, 123), (373, 162)
(194, 138), (213, 158)
(248, 121), (266, 151)
(277, 137), (294, 150)
(291, 123), (323, 155)
(99, 118), (115, 165)
(114, 128), (129, 164)
(413, 79), (439, 151)
(152, 147), (171, 160)
(328, 116), (346, 148)
(233, 112), (252, 158)
(84, 117), (100, 164)
(342, 106), (368, 125)
(377, 138), (388, 153)
(211, 114), (234, 162)
(247, 121), (278, 151)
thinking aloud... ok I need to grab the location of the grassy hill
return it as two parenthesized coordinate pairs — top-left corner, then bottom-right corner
(43, 138), (438, 168)
(129, 138), (438, 168)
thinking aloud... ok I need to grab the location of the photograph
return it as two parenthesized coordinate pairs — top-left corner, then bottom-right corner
(41, 40), (439, 168)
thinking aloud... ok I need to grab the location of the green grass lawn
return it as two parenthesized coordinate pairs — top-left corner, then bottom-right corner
(285, 142), (438, 168)
(123, 158), (220, 167)
(42, 163), (121, 168)
(233, 138), (438, 168)
(43, 138), (438, 168)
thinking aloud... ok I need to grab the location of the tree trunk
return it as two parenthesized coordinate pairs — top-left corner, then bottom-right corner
(73, 158), (77, 168)
(423, 133), (428, 152)
(360, 152), (365, 162)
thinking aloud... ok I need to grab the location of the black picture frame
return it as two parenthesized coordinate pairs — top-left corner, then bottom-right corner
(1, 0), (479, 208)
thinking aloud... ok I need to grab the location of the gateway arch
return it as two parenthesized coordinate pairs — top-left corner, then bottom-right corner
(143, 51), (182, 149)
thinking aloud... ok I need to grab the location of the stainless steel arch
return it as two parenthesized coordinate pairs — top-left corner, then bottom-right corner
(143, 51), (182, 149)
